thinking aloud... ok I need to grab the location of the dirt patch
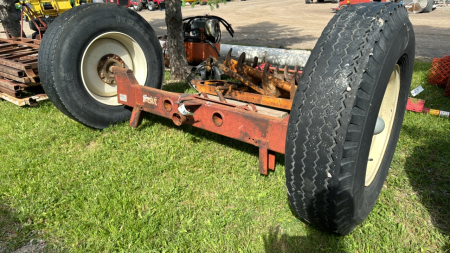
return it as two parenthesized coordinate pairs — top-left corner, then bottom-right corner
(0, 206), (46, 253)
(140, 0), (450, 60)
(10, 240), (46, 253)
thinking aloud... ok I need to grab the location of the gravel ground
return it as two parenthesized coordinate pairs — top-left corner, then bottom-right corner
(139, 0), (450, 60)
(2, 0), (449, 59)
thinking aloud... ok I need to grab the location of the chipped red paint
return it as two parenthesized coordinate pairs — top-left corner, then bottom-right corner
(113, 67), (288, 174)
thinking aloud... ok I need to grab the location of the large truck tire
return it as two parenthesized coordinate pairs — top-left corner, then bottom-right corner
(133, 2), (143, 11)
(148, 1), (155, 10)
(38, 3), (164, 129)
(285, 3), (414, 235)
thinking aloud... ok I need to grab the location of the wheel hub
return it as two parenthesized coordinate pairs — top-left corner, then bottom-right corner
(97, 54), (126, 84)
(373, 116), (385, 135)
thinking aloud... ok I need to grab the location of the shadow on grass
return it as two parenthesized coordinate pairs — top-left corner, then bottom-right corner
(262, 195), (351, 252)
(133, 81), (287, 172)
(402, 124), (450, 251)
(138, 112), (287, 173)
(263, 187), (356, 252)
(262, 225), (347, 253)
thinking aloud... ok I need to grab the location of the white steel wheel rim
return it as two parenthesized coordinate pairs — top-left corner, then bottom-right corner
(81, 32), (147, 106)
(365, 65), (400, 186)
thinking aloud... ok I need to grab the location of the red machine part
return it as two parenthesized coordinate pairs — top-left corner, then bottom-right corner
(113, 67), (288, 174)
(338, 0), (387, 9)
(159, 28), (220, 67)
(184, 28), (220, 66)
(107, 0), (130, 6)
(185, 40), (220, 66)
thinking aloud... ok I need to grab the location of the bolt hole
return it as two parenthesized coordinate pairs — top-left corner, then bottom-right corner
(212, 112), (223, 127)
(172, 113), (186, 126)
(164, 100), (172, 112)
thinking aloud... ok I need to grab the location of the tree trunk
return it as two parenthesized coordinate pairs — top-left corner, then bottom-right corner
(0, 0), (23, 38)
(164, 0), (189, 80)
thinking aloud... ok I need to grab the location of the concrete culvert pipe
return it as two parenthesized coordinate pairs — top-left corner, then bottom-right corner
(220, 44), (311, 68)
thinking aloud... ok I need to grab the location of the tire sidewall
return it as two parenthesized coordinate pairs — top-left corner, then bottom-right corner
(148, 2), (155, 10)
(353, 20), (415, 224)
(50, 4), (163, 128)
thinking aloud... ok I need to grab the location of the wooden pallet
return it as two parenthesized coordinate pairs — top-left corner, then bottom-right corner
(0, 38), (45, 106)
(0, 92), (47, 106)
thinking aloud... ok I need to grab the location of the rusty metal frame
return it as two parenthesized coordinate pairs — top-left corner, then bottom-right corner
(192, 80), (293, 110)
(0, 38), (42, 106)
(0, 38), (40, 49)
(20, 3), (48, 40)
(188, 50), (301, 110)
(113, 67), (289, 174)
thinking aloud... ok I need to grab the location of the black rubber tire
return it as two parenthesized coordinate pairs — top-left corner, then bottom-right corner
(285, 3), (414, 235)
(136, 2), (143, 11)
(148, 1), (155, 10)
(38, 4), (164, 129)
(318, 0), (325, 2)
(305, 0), (312, 3)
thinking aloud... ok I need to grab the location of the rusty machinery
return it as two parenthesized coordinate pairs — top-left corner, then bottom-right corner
(183, 15), (233, 65)
(188, 49), (300, 109)
(37, 3), (415, 235)
(0, 13), (233, 107)
(0, 37), (46, 106)
(161, 15), (234, 68)
(0, 2), (55, 106)
(115, 48), (301, 174)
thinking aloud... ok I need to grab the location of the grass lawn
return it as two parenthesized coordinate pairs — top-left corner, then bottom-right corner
(0, 61), (449, 252)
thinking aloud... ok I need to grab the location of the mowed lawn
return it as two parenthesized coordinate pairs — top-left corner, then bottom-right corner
(0, 62), (449, 252)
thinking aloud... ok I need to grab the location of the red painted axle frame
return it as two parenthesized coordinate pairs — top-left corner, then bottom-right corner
(113, 67), (289, 174)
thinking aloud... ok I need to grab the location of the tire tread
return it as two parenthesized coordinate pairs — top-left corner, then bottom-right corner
(285, 3), (414, 234)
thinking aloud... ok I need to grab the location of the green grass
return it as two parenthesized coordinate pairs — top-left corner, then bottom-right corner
(0, 62), (449, 252)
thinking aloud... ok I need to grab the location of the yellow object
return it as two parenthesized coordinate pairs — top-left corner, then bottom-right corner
(429, 109), (440, 116)
(21, 0), (91, 19)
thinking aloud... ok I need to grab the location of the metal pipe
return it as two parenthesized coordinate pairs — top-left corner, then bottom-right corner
(220, 44), (311, 67)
